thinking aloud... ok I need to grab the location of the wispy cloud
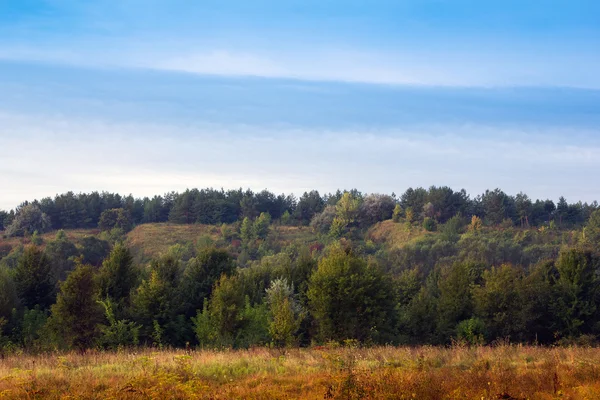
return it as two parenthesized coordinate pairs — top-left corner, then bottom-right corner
(1, 111), (599, 210)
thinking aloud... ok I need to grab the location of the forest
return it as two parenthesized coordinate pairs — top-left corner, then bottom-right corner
(0, 185), (600, 353)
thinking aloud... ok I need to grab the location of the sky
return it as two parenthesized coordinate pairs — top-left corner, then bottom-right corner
(1, 0), (600, 210)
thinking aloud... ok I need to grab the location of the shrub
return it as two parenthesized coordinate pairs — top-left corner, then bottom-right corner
(423, 217), (437, 232)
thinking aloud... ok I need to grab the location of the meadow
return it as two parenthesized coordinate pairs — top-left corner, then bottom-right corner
(1, 345), (599, 399)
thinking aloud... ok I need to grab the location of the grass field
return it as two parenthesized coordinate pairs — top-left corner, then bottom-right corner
(1, 345), (599, 399)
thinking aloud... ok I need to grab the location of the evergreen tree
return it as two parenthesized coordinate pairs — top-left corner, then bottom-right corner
(98, 244), (138, 310)
(551, 249), (600, 338)
(47, 264), (103, 351)
(14, 246), (56, 310)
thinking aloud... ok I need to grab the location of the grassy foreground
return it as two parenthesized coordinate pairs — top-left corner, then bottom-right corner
(1, 346), (600, 399)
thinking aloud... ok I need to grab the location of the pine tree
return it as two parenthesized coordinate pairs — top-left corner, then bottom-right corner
(48, 264), (103, 351)
(14, 246), (56, 310)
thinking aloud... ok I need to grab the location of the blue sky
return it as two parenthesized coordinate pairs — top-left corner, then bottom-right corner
(1, 1), (600, 209)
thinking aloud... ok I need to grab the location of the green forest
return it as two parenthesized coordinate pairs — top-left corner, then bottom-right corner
(1, 186), (600, 353)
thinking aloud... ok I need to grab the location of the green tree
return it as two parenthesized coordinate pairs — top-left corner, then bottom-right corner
(307, 247), (396, 343)
(131, 255), (182, 345)
(584, 209), (600, 245)
(392, 204), (403, 223)
(45, 230), (79, 281)
(440, 214), (464, 242)
(294, 190), (325, 225)
(14, 246), (56, 310)
(180, 248), (235, 318)
(473, 265), (526, 341)
(551, 249), (600, 338)
(47, 264), (103, 351)
(97, 299), (140, 350)
(436, 262), (482, 343)
(99, 208), (133, 232)
(422, 217), (437, 232)
(0, 267), (18, 321)
(253, 212), (271, 239)
(334, 192), (361, 227)
(266, 278), (304, 347)
(98, 244), (138, 311)
(515, 192), (533, 228)
(280, 210), (292, 225)
(240, 217), (254, 243)
(79, 236), (111, 267)
(193, 275), (245, 348)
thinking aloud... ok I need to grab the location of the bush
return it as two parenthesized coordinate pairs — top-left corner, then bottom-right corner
(456, 318), (486, 345)
(423, 217), (437, 232)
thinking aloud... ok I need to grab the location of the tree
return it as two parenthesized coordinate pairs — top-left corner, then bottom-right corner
(79, 236), (111, 267)
(14, 246), (56, 310)
(400, 188), (428, 221)
(47, 264), (103, 351)
(440, 214), (465, 242)
(359, 194), (395, 227)
(240, 217), (254, 243)
(335, 192), (361, 227)
(584, 209), (600, 245)
(309, 205), (336, 234)
(5, 204), (51, 237)
(422, 217), (437, 232)
(44, 230), (79, 281)
(551, 249), (600, 338)
(97, 299), (140, 349)
(253, 212), (271, 239)
(180, 248), (235, 318)
(329, 192), (361, 237)
(307, 247), (396, 343)
(131, 255), (183, 345)
(556, 196), (569, 226)
(436, 262), (482, 342)
(0, 210), (9, 231)
(266, 278), (304, 347)
(98, 208), (133, 232)
(392, 204), (403, 223)
(98, 244), (138, 309)
(515, 192), (532, 227)
(0, 267), (18, 321)
(473, 265), (527, 342)
(478, 189), (516, 226)
(294, 191), (324, 225)
(194, 275), (245, 348)
(48, 265), (102, 351)
(468, 215), (483, 232)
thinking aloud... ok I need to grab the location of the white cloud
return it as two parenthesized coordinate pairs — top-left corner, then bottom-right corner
(1, 112), (599, 210)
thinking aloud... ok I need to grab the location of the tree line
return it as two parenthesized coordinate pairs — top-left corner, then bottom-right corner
(1, 186), (598, 236)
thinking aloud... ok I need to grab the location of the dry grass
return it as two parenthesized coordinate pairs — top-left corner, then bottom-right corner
(126, 223), (221, 262)
(0, 229), (99, 251)
(367, 220), (429, 249)
(1, 345), (599, 399)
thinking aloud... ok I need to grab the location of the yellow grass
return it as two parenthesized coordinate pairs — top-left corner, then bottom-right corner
(1, 346), (599, 399)
(126, 223), (222, 262)
(0, 229), (99, 250)
(367, 220), (429, 249)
